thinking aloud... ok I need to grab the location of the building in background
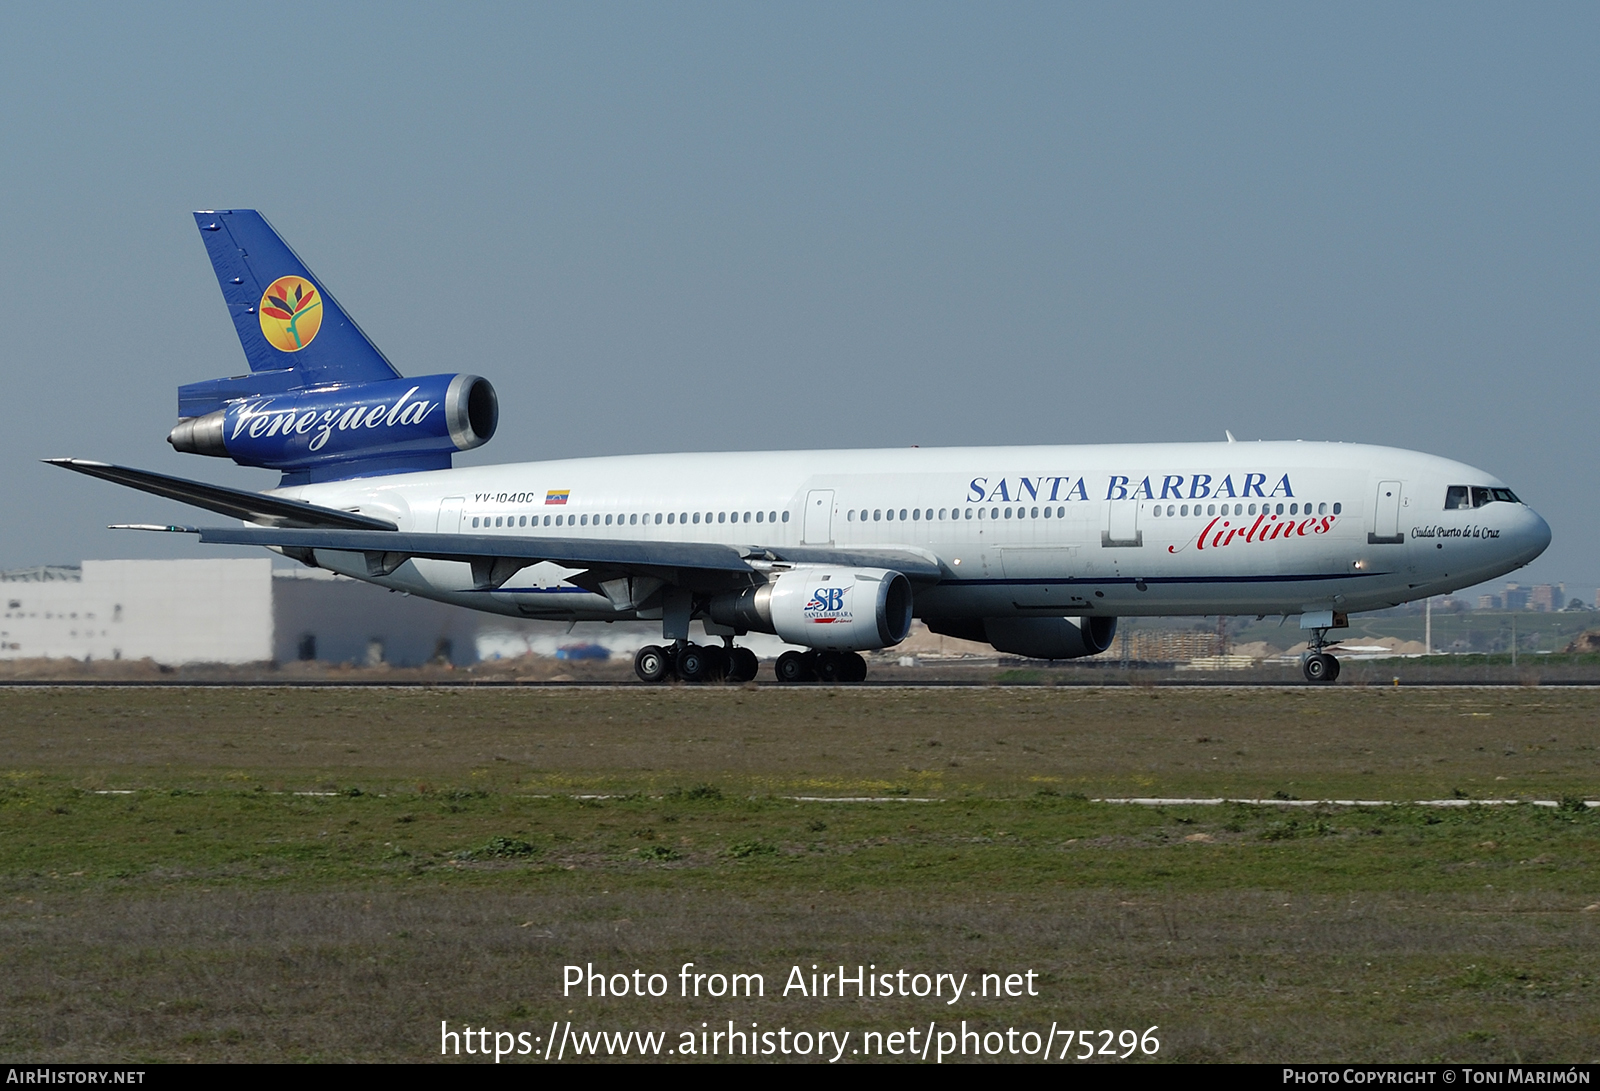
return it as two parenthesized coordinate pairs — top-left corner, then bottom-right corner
(0, 560), (479, 667)
(1526, 584), (1565, 612)
(0, 559), (271, 663)
(272, 567), (477, 666)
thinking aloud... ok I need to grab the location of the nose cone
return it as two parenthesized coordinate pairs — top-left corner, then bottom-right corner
(1510, 506), (1553, 568)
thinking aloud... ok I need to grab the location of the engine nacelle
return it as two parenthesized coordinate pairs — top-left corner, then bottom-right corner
(709, 566), (914, 651)
(168, 373), (497, 480)
(983, 616), (1117, 660)
(927, 615), (1117, 660)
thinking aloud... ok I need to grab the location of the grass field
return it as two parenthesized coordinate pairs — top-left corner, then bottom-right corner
(1, 686), (1597, 1063)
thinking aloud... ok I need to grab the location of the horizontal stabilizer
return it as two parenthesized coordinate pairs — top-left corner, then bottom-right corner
(44, 459), (397, 531)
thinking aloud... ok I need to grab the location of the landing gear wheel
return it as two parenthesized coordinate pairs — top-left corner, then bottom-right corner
(816, 651), (844, 683)
(634, 644), (671, 683)
(1303, 653), (1338, 684)
(841, 651), (868, 683)
(702, 645), (729, 681)
(727, 647), (760, 683)
(775, 650), (814, 684)
(677, 643), (708, 683)
(1324, 654), (1341, 682)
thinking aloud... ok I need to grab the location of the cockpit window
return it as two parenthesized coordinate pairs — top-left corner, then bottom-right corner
(1448, 485), (1520, 509)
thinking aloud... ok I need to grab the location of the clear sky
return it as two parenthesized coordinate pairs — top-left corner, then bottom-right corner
(1, 4), (1594, 600)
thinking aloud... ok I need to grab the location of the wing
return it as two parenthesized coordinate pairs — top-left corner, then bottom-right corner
(177, 526), (944, 589)
(50, 459), (947, 590)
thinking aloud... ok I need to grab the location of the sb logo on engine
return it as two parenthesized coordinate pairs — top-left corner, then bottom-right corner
(258, 276), (323, 352)
(805, 587), (850, 620)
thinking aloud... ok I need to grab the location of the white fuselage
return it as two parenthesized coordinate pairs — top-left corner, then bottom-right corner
(274, 440), (1550, 629)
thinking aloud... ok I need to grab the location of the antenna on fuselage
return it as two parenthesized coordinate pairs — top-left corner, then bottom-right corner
(1225, 430), (1236, 443)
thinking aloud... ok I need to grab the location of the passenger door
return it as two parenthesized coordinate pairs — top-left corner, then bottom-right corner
(436, 496), (465, 534)
(1370, 481), (1403, 544)
(802, 490), (834, 544)
(1102, 498), (1142, 547)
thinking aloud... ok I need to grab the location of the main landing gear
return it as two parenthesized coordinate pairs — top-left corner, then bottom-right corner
(633, 640), (760, 684)
(1302, 629), (1342, 684)
(633, 642), (871, 685)
(774, 649), (868, 684)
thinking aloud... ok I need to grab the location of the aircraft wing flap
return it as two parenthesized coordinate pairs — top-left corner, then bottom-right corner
(761, 545), (944, 581)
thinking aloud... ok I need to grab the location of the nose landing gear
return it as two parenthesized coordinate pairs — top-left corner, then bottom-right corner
(1301, 628), (1342, 684)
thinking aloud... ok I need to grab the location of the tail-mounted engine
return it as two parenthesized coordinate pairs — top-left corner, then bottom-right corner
(710, 565), (914, 652)
(168, 373), (497, 482)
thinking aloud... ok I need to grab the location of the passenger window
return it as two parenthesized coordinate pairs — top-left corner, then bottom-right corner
(717, 512), (725, 524)
(966, 508), (974, 520)
(899, 509), (907, 520)
(520, 516), (527, 527)
(782, 511), (789, 522)
(654, 513), (663, 525)
(939, 509), (947, 520)
(1004, 507), (1013, 519)
(886, 509), (895, 521)
(1150, 506), (1159, 518)
(1332, 503), (1341, 515)
(990, 507), (998, 519)
(1317, 503), (1326, 515)
(874, 510), (881, 521)
(911, 509), (920, 521)
(1179, 505), (1188, 517)
(1057, 506), (1064, 517)
(681, 512), (688, 523)
(756, 511), (763, 523)
(743, 512), (751, 523)
(1044, 507), (1054, 519)
(924, 509), (932, 520)
(977, 508), (985, 520)
(667, 513), (674, 525)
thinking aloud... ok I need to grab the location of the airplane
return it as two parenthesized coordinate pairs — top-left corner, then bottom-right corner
(49, 211), (1552, 684)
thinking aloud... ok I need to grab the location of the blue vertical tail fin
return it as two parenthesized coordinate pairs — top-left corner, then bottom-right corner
(181, 210), (401, 416)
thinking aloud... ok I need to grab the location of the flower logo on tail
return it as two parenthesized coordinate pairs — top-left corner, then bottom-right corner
(258, 275), (323, 352)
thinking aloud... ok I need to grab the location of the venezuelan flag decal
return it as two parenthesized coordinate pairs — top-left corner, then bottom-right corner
(545, 490), (570, 505)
